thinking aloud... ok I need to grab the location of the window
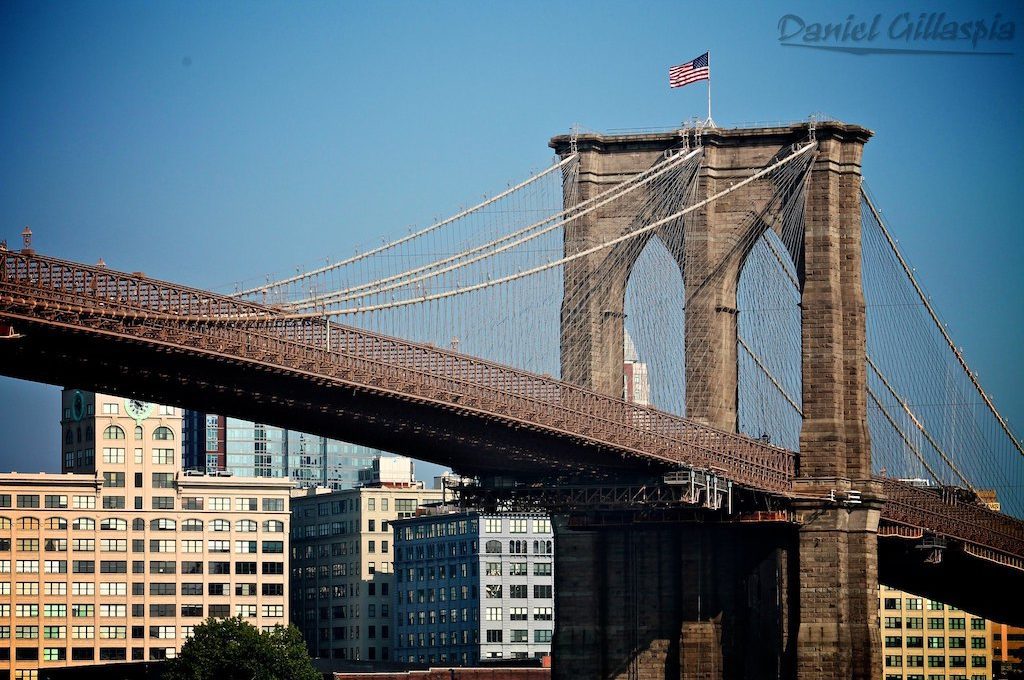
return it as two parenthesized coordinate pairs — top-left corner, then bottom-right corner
(485, 518), (502, 533)
(73, 496), (96, 510)
(533, 518), (551, 533)
(235, 605), (257, 618)
(100, 582), (127, 596)
(235, 541), (256, 554)
(262, 498), (284, 512)
(153, 427), (174, 440)
(152, 449), (174, 465)
(485, 540), (502, 554)
(209, 498), (230, 512)
(262, 541), (284, 554)
(101, 403), (119, 415)
(100, 604), (126, 617)
(103, 496), (126, 509)
(208, 540), (229, 553)
(486, 630), (503, 643)
(486, 562), (502, 576)
(150, 540), (175, 553)
(182, 519), (203, 532)
(152, 497), (174, 510)
(534, 607), (553, 621)
(509, 519), (527, 533)
(236, 519), (257, 532)
(535, 629), (553, 643)
(45, 517), (67, 530)
(99, 626), (126, 639)
(72, 582), (94, 596)
(45, 495), (68, 509)
(150, 518), (176, 531)
(182, 498), (204, 511)
(17, 495), (39, 509)
(101, 518), (127, 531)
(100, 539), (127, 553)
(103, 472), (125, 488)
(486, 584), (502, 598)
(102, 448), (126, 464)
(533, 585), (553, 599)
(72, 539), (95, 552)
(181, 605), (203, 618)
(885, 617), (903, 629)
(262, 605), (284, 618)
(509, 607), (528, 621)
(235, 498), (257, 512)
(262, 520), (284, 533)
(72, 604), (94, 617)
(149, 626), (176, 639)
(510, 584), (528, 598)
(152, 473), (175, 489)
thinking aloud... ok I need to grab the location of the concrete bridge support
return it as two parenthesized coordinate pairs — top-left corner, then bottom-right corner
(550, 123), (880, 679)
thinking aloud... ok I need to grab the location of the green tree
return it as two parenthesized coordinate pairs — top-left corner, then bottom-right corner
(162, 617), (320, 680)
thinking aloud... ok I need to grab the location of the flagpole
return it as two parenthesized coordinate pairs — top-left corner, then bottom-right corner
(706, 51), (714, 127)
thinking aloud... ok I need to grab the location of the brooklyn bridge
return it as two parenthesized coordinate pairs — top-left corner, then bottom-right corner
(1, 121), (1021, 679)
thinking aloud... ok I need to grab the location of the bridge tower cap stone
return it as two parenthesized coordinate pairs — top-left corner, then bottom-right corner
(549, 120), (872, 155)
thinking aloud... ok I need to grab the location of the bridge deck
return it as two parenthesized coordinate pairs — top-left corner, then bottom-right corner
(1, 250), (1023, 571)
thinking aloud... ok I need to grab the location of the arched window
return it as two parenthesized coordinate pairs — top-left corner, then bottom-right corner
(132, 519), (145, 532)
(262, 520), (284, 533)
(484, 540), (502, 554)
(182, 519), (204, 532)
(150, 518), (176, 531)
(64, 430), (73, 445)
(18, 517), (40, 530)
(72, 518), (95, 531)
(101, 518), (127, 531)
(153, 427), (174, 441)
(103, 425), (125, 440)
(210, 519), (230, 532)
(235, 520), (257, 533)
(0, 517), (12, 530)
(134, 425), (143, 440)
(45, 517), (67, 530)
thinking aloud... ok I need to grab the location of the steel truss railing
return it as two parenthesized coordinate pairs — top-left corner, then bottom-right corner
(0, 251), (795, 493)
(879, 478), (1024, 567)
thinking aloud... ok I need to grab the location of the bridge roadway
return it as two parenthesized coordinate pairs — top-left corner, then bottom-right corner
(1, 249), (1023, 624)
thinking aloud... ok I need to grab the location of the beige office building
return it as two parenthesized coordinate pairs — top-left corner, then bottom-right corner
(880, 585), (993, 680)
(0, 390), (292, 680)
(290, 477), (443, 663)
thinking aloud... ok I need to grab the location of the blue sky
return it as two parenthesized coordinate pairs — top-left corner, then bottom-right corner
(1, 0), (1021, 477)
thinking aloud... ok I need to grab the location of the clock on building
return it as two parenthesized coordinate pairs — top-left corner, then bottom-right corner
(124, 398), (154, 423)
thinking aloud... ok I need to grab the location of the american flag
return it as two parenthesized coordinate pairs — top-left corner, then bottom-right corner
(669, 52), (709, 89)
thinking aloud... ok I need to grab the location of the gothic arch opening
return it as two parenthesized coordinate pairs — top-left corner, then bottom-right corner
(623, 234), (686, 417)
(736, 229), (802, 450)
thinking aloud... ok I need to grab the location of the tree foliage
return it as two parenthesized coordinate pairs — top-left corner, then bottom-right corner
(163, 617), (320, 680)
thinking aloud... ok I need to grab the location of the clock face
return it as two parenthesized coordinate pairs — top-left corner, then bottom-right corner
(71, 391), (85, 422)
(124, 398), (154, 423)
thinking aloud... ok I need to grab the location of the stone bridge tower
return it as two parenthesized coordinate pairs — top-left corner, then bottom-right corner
(549, 122), (882, 680)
